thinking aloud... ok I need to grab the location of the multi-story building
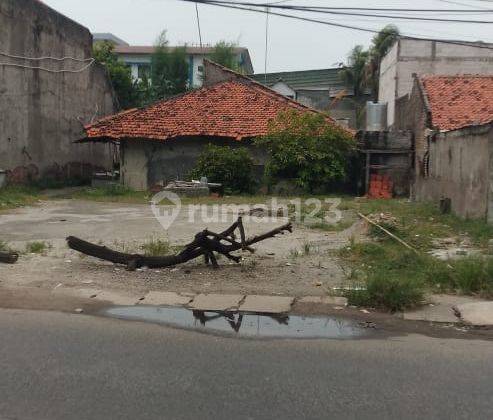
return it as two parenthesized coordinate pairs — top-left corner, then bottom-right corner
(93, 33), (253, 88)
(379, 37), (493, 127)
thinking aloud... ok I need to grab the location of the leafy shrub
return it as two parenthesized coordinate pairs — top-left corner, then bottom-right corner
(189, 144), (256, 194)
(255, 110), (356, 193)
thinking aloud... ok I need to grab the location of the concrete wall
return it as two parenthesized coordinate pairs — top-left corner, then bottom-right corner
(203, 59), (243, 87)
(379, 38), (493, 126)
(121, 137), (267, 191)
(415, 124), (493, 220)
(0, 0), (116, 184)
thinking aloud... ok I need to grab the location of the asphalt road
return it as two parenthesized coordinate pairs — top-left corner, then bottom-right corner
(1, 309), (493, 420)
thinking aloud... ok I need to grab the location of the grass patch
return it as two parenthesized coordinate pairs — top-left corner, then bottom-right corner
(341, 198), (493, 249)
(345, 273), (425, 312)
(0, 186), (40, 210)
(141, 238), (172, 256)
(339, 239), (493, 310)
(0, 240), (10, 252)
(25, 241), (49, 254)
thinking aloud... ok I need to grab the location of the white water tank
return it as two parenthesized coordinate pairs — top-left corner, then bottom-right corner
(366, 102), (387, 131)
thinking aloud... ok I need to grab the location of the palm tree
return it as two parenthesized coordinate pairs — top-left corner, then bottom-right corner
(338, 45), (370, 98)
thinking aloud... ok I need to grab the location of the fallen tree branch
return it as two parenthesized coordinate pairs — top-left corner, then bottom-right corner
(67, 217), (292, 270)
(0, 251), (19, 264)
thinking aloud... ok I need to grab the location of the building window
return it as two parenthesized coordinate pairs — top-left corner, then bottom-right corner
(138, 64), (151, 80)
(198, 65), (204, 73)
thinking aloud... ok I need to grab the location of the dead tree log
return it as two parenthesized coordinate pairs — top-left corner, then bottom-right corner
(67, 217), (292, 270)
(0, 251), (19, 264)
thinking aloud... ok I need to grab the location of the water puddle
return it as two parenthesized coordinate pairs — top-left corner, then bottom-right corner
(103, 306), (369, 339)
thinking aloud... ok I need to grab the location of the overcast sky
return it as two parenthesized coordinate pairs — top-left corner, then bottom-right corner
(43, 0), (493, 73)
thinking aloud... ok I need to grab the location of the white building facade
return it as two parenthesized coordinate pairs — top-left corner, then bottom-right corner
(93, 33), (253, 88)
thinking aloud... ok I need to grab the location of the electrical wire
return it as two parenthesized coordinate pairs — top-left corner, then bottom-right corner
(187, 0), (493, 23)
(0, 51), (93, 62)
(177, 0), (493, 50)
(0, 59), (95, 73)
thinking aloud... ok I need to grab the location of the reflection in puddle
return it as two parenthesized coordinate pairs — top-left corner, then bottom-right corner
(104, 306), (367, 339)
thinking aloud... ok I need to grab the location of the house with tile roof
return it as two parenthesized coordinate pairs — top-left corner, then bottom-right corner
(82, 61), (350, 191)
(379, 38), (493, 128)
(399, 74), (493, 221)
(250, 68), (371, 129)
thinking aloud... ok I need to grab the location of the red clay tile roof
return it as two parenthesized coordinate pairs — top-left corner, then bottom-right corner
(84, 77), (343, 142)
(420, 75), (493, 131)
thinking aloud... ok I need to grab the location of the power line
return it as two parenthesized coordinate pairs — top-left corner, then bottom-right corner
(187, 0), (493, 23)
(177, 0), (493, 50)
(218, 2), (493, 12)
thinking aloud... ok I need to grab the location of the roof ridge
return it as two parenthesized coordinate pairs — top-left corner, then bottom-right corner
(202, 60), (337, 122)
(84, 107), (139, 130)
(422, 74), (493, 79)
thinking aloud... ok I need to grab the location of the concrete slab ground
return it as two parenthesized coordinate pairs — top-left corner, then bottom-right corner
(402, 295), (477, 323)
(298, 296), (348, 306)
(455, 302), (493, 326)
(93, 291), (143, 306)
(53, 288), (101, 299)
(188, 294), (244, 311)
(239, 295), (294, 314)
(140, 291), (194, 306)
(403, 294), (479, 323)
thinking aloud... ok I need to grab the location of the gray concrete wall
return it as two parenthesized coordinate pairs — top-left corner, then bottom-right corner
(0, 0), (115, 184)
(202, 60), (242, 87)
(121, 137), (267, 191)
(415, 124), (492, 220)
(379, 38), (493, 127)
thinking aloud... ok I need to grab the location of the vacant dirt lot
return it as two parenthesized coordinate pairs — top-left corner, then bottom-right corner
(1, 199), (362, 297)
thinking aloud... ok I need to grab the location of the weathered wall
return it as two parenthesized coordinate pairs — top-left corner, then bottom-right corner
(121, 137), (267, 191)
(378, 42), (399, 127)
(0, 0), (115, 184)
(415, 124), (493, 220)
(394, 78), (429, 197)
(379, 38), (493, 126)
(202, 60), (242, 87)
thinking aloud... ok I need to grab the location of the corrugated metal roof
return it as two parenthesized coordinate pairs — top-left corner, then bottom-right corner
(249, 68), (351, 92)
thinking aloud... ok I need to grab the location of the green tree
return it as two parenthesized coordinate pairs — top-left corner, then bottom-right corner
(210, 41), (240, 71)
(255, 110), (356, 193)
(338, 45), (369, 98)
(93, 41), (136, 110)
(189, 145), (256, 194)
(339, 25), (400, 101)
(150, 30), (189, 100)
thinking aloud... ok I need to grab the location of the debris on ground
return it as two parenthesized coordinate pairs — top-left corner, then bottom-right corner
(0, 251), (18, 264)
(67, 217), (292, 271)
(429, 235), (481, 260)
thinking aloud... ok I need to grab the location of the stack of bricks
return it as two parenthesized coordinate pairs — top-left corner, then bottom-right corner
(368, 174), (393, 199)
